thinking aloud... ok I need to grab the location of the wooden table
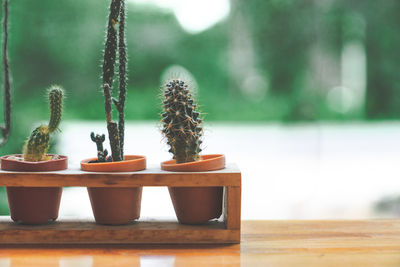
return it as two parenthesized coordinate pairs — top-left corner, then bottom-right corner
(0, 220), (399, 266)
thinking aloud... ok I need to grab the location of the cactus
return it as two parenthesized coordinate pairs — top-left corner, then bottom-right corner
(23, 126), (51, 162)
(48, 86), (63, 133)
(0, 0), (11, 147)
(116, 0), (127, 159)
(23, 86), (64, 162)
(91, 0), (127, 162)
(161, 79), (203, 163)
(90, 132), (108, 162)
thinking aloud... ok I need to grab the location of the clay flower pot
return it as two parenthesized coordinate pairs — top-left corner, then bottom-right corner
(0, 154), (67, 224)
(81, 155), (146, 225)
(161, 154), (225, 224)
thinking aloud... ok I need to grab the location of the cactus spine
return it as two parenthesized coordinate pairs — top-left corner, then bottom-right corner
(23, 86), (64, 162)
(91, 0), (127, 162)
(161, 79), (203, 163)
(0, 0), (11, 147)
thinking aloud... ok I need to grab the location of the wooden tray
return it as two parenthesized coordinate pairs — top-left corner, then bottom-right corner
(0, 164), (241, 244)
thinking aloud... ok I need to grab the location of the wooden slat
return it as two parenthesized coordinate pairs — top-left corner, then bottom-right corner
(223, 186), (241, 231)
(0, 164), (241, 187)
(0, 218), (240, 244)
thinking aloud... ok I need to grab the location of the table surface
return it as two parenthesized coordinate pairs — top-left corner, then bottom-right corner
(0, 220), (399, 267)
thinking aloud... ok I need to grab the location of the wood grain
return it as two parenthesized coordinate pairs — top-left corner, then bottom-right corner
(0, 220), (398, 267)
(0, 165), (242, 245)
(0, 164), (241, 187)
(223, 186), (241, 231)
(0, 218), (239, 244)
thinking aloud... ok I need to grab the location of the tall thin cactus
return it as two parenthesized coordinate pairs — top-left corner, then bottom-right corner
(0, 0), (11, 147)
(117, 0), (127, 159)
(91, 0), (127, 162)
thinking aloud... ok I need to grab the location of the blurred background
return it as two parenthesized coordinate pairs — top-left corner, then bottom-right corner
(0, 0), (400, 219)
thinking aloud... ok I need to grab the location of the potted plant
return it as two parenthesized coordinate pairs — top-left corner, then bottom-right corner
(80, 0), (146, 225)
(1, 86), (66, 224)
(160, 77), (226, 224)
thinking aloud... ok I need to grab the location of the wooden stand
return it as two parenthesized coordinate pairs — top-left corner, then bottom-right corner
(0, 164), (241, 244)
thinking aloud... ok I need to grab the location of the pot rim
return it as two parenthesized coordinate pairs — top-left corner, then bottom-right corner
(161, 154), (225, 172)
(1, 154), (68, 172)
(1, 154), (67, 164)
(80, 155), (146, 172)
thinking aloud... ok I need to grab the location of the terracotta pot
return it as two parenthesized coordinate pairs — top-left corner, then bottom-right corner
(0, 154), (67, 224)
(81, 155), (146, 225)
(161, 154), (225, 225)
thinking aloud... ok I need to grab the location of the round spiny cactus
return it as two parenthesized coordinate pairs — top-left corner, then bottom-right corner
(161, 79), (203, 164)
(23, 86), (64, 162)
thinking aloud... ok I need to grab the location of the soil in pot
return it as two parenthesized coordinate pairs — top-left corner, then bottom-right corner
(81, 155), (146, 225)
(1, 154), (67, 224)
(161, 154), (225, 225)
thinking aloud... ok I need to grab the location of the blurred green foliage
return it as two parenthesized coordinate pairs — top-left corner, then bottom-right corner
(0, 0), (398, 216)
(0, 0), (399, 155)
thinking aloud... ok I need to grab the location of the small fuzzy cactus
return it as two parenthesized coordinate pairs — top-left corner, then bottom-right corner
(90, 132), (108, 162)
(47, 87), (63, 133)
(161, 79), (203, 163)
(23, 86), (64, 162)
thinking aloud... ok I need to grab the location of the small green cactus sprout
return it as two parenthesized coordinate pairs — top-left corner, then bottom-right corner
(161, 78), (203, 163)
(23, 86), (64, 162)
(90, 132), (108, 162)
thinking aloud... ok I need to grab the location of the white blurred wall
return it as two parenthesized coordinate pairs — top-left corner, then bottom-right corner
(57, 121), (400, 220)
